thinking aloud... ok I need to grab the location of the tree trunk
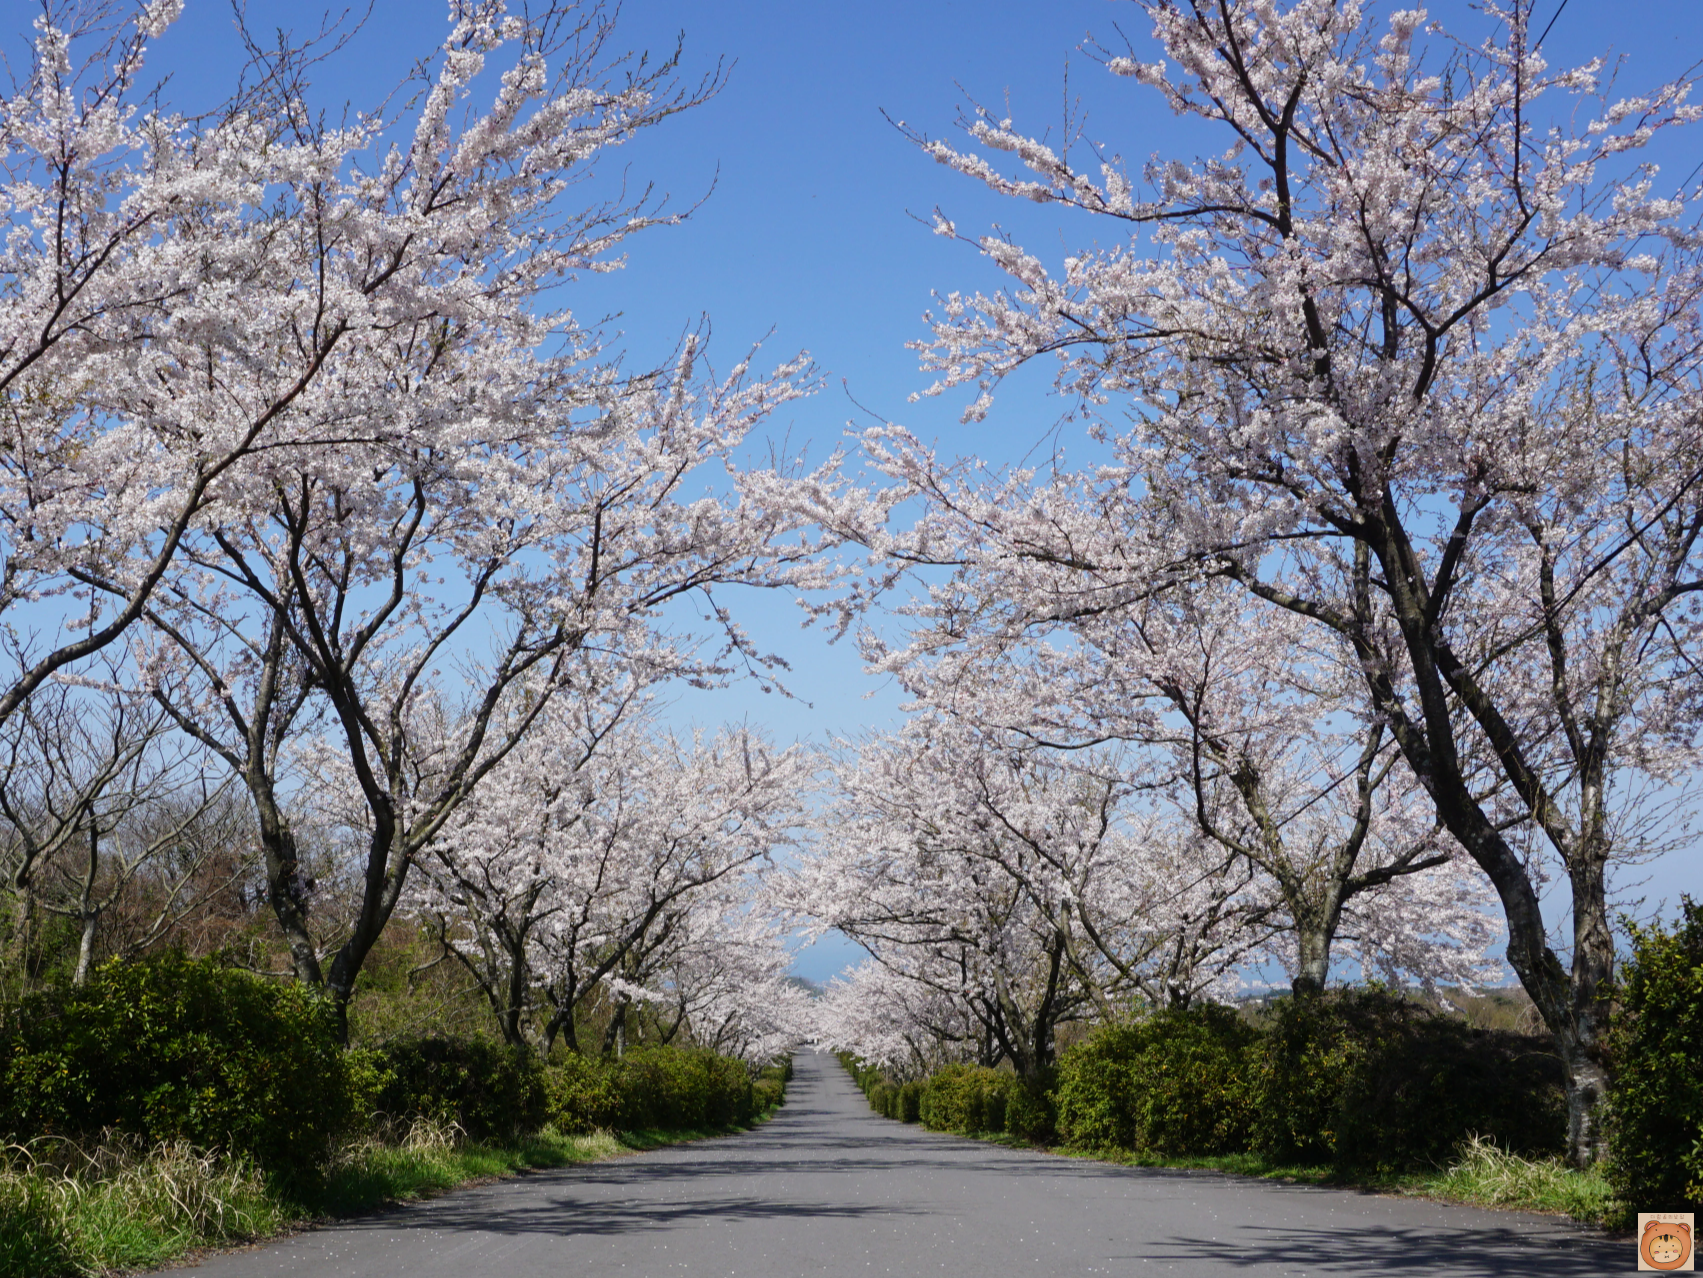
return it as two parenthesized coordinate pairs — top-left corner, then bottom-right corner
(73, 911), (97, 987)
(499, 939), (529, 1048)
(1290, 928), (1330, 999)
(72, 826), (99, 986)
(1289, 889), (1345, 999)
(1562, 1044), (1610, 1165)
(602, 996), (630, 1058)
(250, 780), (324, 989)
(1429, 786), (1603, 1163)
(544, 983), (583, 1056)
(2, 888), (30, 997)
(1363, 513), (1618, 1168)
(991, 929), (1067, 1078)
(1561, 849), (1615, 1165)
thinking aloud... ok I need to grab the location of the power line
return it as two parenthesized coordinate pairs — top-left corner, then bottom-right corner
(1534, 0), (1572, 51)
(1678, 158), (1703, 198)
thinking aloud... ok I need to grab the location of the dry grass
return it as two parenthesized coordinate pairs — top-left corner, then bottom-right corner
(0, 1135), (282, 1276)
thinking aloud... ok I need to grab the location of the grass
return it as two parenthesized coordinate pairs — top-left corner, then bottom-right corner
(0, 1110), (782, 1278)
(936, 1128), (1616, 1225)
(1407, 1135), (1617, 1222)
(301, 1117), (633, 1219)
(1, 1137), (287, 1277)
(960, 1131), (1339, 1184)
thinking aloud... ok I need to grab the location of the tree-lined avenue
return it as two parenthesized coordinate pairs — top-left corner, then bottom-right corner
(159, 1054), (1619, 1277)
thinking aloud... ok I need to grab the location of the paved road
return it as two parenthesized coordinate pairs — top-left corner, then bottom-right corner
(164, 1052), (1624, 1277)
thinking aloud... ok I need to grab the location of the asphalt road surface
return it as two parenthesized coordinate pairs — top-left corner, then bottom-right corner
(163, 1052), (1625, 1277)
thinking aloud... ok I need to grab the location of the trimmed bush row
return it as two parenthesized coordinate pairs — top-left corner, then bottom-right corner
(0, 955), (789, 1181)
(1605, 898), (1703, 1214)
(836, 1052), (1057, 1144)
(1245, 992), (1563, 1171)
(354, 1036), (547, 1141)
(843, 991), (1570, 1174)
(543, 1047), (788, 1133)
(355, 1038), (790, 1140)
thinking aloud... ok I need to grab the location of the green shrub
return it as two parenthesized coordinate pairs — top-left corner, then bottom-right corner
(753, 1059), (790, 1114)
(1250, 993), (1367, 1164)
(1056, 1006), (1257, 1155)
(543, 1052), (628, 1132)
(0, 953), (346, 1179)
(896, 1080), (923, 1123)
(1055, 1026), (1143, 1149)
(1606, 899), (1703, 1213)
(1002, 1070), (1057, 1144)
(1335, 1023), (1563, 1172)
(367, 1038), (546, 1141)
(678, 1048), (757, 1128)
(840, 1053), (903, 1119)
(920, 1064), (1011, 1134)
(543, 1046), (757, 1133)
(1252, 989), (1565, 1171)
(838, 1052), (888, 1097)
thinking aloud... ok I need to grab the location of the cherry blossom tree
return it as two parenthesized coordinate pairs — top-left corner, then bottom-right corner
(849, 0), (1703, 1161)
(627, 899), (815, 1064)
(3, 0), (690, 725)
(788, 717), (1272, 1076)
(814, 955), (988, 1079)
(407, 683), (809, 1054)
(0, 0), (257, 725)
(394, 659), (645, 1048)
(140, 322), (825, 1039)
(868, 583), (1501, 997)
(86, 0), (843, 1039)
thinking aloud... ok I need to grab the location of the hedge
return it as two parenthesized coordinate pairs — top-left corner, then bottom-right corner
(839, 1053), (915, 1123)
(0, 953), (787, 1180)
(1606, 899), (1703, 1213)
(0, 953), (347, 1181)
(544, 1046), (764, 1133)
(752, 1057), (791, 1114)
(841, 1053), (1057, 1141)
(1249, 990), (1565, 1171)
(848, 992), (1566, 1174)
(357, 1036), (548, 1140)
(920, 1064), (1010, 1134)
(1055, 1004), (1257, 1155)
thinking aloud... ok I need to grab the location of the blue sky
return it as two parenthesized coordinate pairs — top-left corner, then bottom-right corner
(39, 0), (1703, 979)
(124, 0), (1703, 739)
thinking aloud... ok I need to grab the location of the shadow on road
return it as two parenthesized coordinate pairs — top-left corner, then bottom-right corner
(336, 1189), (924, 1238)
(1137, 1220), (1621, 1275)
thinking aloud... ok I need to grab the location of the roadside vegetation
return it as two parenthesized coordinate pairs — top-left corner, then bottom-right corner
(840, 907), (1703, 1232)
(0, 954), (792, 1278)
(842, 1047), (1616, 1225)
